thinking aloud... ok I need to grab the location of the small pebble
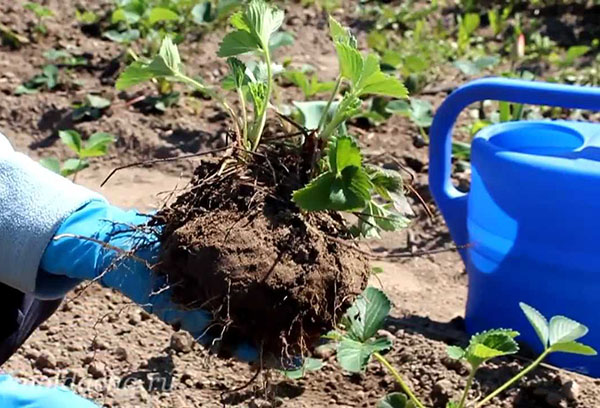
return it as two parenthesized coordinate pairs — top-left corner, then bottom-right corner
(34, 352), (56, 370)
(170, 332), (193, 353)
(114, 347), (129, 362)
(88, 361), (107, 379)
(561, 380), (580, 401)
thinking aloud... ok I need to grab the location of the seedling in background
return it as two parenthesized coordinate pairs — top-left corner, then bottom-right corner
(315, 287), (596, 408)
(41, 130), (115, 180)
(15, 65), (59, 95)
(457, 13), (480, 55)
(283, 69), (337, 98)
(116, 4), (411, 238)
(24, 2), (54, 35)
(386, 99), (433, 142)
(43, 48), (89, 67)
(72, 94), (112, 121)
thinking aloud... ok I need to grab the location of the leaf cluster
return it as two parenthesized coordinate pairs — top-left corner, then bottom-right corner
(15, 65), (60, 95)
(41, 130), (115, 178)
(72, 94), (112, 121)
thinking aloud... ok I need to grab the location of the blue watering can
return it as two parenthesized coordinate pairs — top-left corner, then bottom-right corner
(429, 77), (600, 376)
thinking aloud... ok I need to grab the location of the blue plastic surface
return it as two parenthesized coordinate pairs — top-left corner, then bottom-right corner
(429, 77), (600, 376)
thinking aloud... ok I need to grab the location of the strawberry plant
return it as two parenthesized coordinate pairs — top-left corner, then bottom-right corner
(117, 4), (411, 237)
(24, 2), (54, 36)
(41, 130), (115, 180)
(317, 287), (597, 408)
(72, 94), (112, 121)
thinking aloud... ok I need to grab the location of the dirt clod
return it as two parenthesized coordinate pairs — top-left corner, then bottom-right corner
(34, 352), (56, 370)
(170, 332), (194, 354)
(561, 380), (580, 401)
(157, 150), (370, 358)
(88, 361), (107, 379)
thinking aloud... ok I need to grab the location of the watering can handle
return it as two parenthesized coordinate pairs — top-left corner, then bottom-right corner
(429, 77), (600, 249)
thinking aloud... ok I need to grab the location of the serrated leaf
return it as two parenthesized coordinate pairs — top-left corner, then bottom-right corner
(358, 72), (408, 98)
(248, 81), (268, 114)
(148, 7), (179, 25)
(550, 341), (597, 356)
(378, 392), (409, 408)
(158, 36), (181, 73)
(368, 167), (403, 196)
(329, 136), (362, 175)
(446, 345), (466, 360)
(329, 167), (372, 210)
(116, 62), (155, 90)
(39, 157), (61, 174)
(283, 357), (324, 379)
(61, 158), (89, 176)
(357, 202), (410, 239)
(218, 30), (261, 57)
(81, 132), (115, 158)
(229, 11), (250, 31)
(59, 130), (82, 154)
(328, 15), (356, 47)
(519, 303), (549, 348)
(337, 336), (391, 373)
(549, 316), (589, 346)
(244, 0), (284, 49)
(227, 57), (247, 89)
(466, 329), (519, 367)
(335, 43), (363, 85)
(343, 287), (391, 342)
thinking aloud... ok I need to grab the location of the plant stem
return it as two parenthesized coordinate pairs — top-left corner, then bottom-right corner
(457, 368), (477, 408)
(237, 87), (248, 148)
(175, 73), (242, 140)
(250, 50), (272, 151)
(474, 349), (551, 408)
(373, 352), (426, 408)
(317, 75), (342, 132)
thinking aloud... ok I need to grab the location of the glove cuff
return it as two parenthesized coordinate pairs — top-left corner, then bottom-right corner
(0, 149), (105, 297)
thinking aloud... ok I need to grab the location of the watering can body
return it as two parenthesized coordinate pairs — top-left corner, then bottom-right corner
(429, 77), (600, 376)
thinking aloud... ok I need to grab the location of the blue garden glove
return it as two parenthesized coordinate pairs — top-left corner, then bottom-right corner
(0, 375), (97, 408)
(39, 201), (258, 361)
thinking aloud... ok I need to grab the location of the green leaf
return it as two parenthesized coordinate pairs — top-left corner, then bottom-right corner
(148, 7), (179, 25)
(85, 94), (111, 109)
(111, 8), (140, 24)
(248, 81), (268, 114)
(343, 287), (391, 342)
(446, 345), (466, 360)
(39, 157), (61, 174)
(61, 158), (89, 177)
(564, 45), (590, 65)
(59, 130), (82, 154)
(358, 72), (408, 98)
(368, 167), (404, 197)
(410, 99), (433, 128)
(218, 30), (261, 57)
(466, 329), (519, 367)
(244, 0), (284, 49)
(103, 29), (140, 44)
(329, 136), (362, 175)
(337, 336), (391, 373)
(328, 15), (355, 47)
(15, 85), (39, 95)
(191, 2), (212, 24)
(116, 62), (155, 90)
(293, 171), (336, 210)
(519, 302), (549, 348)
(404, 55), (428, 73)
(461, 13), (480, 35)
(269, 31), (294, 52)
(335, 43), (363, 85)
(158, 36), (182, 73)
(293, 100), (339, 129)
(330, 166), (372, 210)
(282, 358), (324, 379)
(550, 341), (597, 356)
(378, 393), (409, 408)
(386, 100), (411, 115)
(229, 11), (250, 31)
(81, 132), (115, 158)
(227, 57), (247, 89)
(548, 316), (589, 346)
(356, 202), (410, 239)
(42, 65), (59, 89)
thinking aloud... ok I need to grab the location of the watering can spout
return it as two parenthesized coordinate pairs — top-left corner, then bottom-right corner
(429, 77), (600, 257)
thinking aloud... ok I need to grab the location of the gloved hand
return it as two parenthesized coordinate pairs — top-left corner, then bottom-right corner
(0, 375), (98, 408)
(0, 133), (257, 361)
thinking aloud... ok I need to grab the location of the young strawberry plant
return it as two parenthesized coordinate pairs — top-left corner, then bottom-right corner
(113, 0), (411, 359)
(41, 130), (115, 180)
(319, 287), (597, 408)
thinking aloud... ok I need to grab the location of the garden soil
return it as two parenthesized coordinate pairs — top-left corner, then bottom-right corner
(1, 0), (600, 407)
